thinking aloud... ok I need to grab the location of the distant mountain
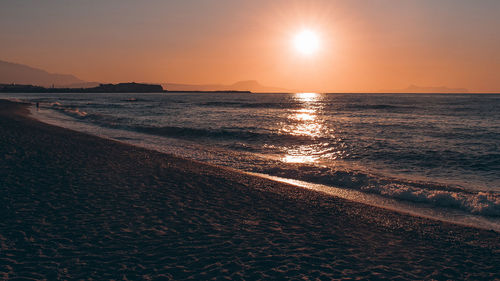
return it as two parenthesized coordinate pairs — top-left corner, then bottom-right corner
(0, 60), (99, 88)
(390, 85), (469, 93)
(162, 80), (290, 93)
(1, 59), (289, 92)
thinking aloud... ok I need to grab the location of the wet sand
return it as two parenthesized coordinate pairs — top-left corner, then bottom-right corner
(0, 99), (498, 280)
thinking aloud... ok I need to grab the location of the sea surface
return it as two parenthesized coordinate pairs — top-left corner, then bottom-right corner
(3, 92), (500, 229)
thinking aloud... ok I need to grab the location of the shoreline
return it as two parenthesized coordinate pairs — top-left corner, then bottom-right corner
(1, 99), (498, 279)
(28, 98), (500, 231)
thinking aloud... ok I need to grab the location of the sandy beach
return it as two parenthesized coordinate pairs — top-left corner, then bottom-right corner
(0, 99), (498, 280)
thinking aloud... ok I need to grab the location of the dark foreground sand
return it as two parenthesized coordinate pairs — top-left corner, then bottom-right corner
(0, 100), (499, 280)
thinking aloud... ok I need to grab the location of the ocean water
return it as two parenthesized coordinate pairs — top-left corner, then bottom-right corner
(3, 92), (500, 229)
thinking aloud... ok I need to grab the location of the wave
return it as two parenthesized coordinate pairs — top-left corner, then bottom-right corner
(51, 104), (333, 144)
(345, 104), (419, 111)
(254, 164), (500, 217)
(363, 149), (500, 173)
(58, 106), (88, 117)
(51, 103), (129, 124)
(199, 101), (302, 109)
(361, 184), (500, 216)
(129, 125), (336, 144)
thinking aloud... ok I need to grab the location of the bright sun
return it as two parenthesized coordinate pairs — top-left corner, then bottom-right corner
(293, 29), (320, 56)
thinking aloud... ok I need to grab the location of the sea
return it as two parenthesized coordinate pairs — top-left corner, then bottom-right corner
(3, 92), (499, 230)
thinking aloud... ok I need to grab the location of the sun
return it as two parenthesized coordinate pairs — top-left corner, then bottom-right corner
(293, 29), (320, 56)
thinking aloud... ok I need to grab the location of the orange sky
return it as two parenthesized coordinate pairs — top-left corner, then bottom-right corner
(1, 0), (499, 92)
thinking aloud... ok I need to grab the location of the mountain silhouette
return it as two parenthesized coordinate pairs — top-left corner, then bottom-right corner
(0, 60), (98, 88)
(162, 80), (289, 93)
(384, 84), (469, 93)
(1, 59), (289, 92)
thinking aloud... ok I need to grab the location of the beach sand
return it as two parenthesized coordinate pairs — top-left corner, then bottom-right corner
(0, 100), (498, 280)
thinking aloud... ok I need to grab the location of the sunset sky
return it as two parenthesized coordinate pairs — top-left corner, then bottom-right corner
(1, 0), (499, 92)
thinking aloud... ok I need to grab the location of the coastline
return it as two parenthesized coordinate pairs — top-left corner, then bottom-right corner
(0, 83), (252, 94)
(0, 99), (498, 279)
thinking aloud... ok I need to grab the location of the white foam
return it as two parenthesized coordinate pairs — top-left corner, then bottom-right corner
(361, 184), (500, 216)
(250, 173), (500, 232)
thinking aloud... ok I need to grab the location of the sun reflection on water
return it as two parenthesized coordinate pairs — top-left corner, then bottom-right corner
(280, 92), (330, 164)
(293, 112), (315, 121)
(282, 154), (317, 163)
(296, 92), (321, 102)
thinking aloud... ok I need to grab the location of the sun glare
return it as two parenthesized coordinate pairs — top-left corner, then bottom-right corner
(293, 30), (320, 56)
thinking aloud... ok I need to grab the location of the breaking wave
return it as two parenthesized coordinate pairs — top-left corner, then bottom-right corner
(252, 163), (500, 217)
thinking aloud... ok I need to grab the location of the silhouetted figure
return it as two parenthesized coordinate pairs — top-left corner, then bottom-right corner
(36, 102), (40, 110)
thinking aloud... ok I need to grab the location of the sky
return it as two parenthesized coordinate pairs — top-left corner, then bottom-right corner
(1, 0), (500, 92)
